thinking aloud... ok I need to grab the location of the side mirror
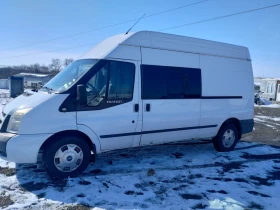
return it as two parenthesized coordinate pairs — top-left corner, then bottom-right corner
(77, 84), (87, 105)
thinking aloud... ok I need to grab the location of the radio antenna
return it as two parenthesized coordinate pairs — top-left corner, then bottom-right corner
(125, 13), (146, 35)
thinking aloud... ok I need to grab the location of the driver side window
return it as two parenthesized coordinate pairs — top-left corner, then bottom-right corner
(86, 61), (135, 107)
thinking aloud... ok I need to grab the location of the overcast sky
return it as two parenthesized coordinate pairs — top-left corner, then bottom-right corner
(0, 0), (279, 77)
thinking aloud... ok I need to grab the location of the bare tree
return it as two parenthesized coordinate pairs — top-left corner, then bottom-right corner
(64, 58), (74, 67)
(0, 58), (66, 79)
(30, 63), (41, 73)
(49, 58), (62, 72)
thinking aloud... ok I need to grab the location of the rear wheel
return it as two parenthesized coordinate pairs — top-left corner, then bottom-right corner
(213, 124), (239, 152)
(43, 136), (91, 179)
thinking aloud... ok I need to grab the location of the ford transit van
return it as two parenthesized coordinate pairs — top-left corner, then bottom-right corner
(0, 31), (254, 178)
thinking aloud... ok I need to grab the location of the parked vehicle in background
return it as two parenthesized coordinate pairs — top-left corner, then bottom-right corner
(254, 91), (273, 105)
(0, 31), (254, 178)
(255, 91), (263, 105)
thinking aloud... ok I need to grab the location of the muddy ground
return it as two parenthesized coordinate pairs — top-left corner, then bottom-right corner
(0, 106), (279, 210)
(243, 106), (280, 146)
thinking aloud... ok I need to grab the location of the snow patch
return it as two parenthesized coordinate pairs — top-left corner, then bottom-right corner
(0, 142), (280, 210)
(256, 115), (280, 122)
(255, 103), (280, 108)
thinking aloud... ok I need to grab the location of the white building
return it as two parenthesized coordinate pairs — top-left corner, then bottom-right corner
(13, 73), (53, 88)
(0, 79), (9, 89)
(254, 77), (280, 101)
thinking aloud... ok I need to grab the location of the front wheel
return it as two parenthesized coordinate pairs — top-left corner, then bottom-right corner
(213, 124), (239, 152)
(43, 136), (91, 179)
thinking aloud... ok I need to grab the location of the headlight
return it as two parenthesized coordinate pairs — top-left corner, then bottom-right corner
(6, 108), (32, 133)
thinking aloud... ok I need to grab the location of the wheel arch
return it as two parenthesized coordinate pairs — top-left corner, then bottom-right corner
(218, 118), (242, 139)
(38, 130), (96, 162)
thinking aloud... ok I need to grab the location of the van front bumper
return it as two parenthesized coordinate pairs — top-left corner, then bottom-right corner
(0, 133), (15, 158)
(0, 133), (52, 163)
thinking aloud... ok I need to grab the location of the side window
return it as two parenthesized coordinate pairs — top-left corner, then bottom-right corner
(142, 65), (201, 99)
(108, 61), (135, 99)
(182, 69), (201, 98)
(168, 69), (184, 98)
(86, 63), (109, 106)
(141, 65), (168, 99)
(86, 61), (135, 107)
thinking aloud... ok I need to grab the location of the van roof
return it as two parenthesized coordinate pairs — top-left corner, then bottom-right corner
(81, 31), (251, 61)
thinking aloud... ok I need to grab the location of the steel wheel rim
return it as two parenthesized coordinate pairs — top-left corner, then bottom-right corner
(222, 129), (235, 148)
(54, 144), (84, 172)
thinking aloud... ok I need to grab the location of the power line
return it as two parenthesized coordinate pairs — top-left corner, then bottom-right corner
(142, 0), (210, 18)
(2, 2), (279, 60)
(0, 42), (98, 60)
(160, 3), (280, 31)
(0, 0), (210, 52)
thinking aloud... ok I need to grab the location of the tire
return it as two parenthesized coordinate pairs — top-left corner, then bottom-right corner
(213, 124), (239, 152)
(42, 135), (91, 179)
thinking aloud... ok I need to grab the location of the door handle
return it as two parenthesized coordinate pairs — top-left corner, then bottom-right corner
(134, 104), (139, 112)
(146, 104), (151, 112)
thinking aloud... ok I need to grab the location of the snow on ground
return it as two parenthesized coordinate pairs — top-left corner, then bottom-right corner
(0, 90), (279, 209)
(254, 103), (280, 108)
(0, 142), (280, 210)
(0, 89), (11, 110)
(254, 115), (280, 130)
(256, 116), (280, 122)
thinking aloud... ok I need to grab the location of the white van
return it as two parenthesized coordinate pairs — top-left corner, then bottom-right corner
(0, 31), (254, 178)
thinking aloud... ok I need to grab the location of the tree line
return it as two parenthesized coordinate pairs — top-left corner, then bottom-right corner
(0, 58), (74, 79)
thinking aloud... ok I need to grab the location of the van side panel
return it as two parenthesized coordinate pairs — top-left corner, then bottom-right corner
(140, 48), (201, 145)
(107, 45), (141, 61)
(141, 47), (199, 68)
(198, 55), (254, 139)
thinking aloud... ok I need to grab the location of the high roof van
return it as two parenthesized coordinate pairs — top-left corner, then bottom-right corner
(0, 31), (254, 178)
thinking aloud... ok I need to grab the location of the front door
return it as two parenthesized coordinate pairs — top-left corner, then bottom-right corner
(77, 60), (140, 151)
(140, 64), (201, 146)
(277, 84), (280, 102)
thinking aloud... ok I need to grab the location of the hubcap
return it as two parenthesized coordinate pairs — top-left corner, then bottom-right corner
(222, 129), (236, 148)
(54, 144), (83, 172)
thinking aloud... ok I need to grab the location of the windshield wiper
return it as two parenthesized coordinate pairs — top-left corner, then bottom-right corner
(42, 86), (53, 94)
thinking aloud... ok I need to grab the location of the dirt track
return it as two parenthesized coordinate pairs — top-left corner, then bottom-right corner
(242, 106), (280, 146)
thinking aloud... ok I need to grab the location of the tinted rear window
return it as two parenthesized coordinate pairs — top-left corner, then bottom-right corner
(141, 64), (201, 99)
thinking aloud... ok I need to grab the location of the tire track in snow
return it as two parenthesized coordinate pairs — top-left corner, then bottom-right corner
(254, 117), (280, 127)
(83, 153), (280, 177)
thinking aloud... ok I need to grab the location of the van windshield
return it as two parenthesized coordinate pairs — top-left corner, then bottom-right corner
(42, 59), (98, 93)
